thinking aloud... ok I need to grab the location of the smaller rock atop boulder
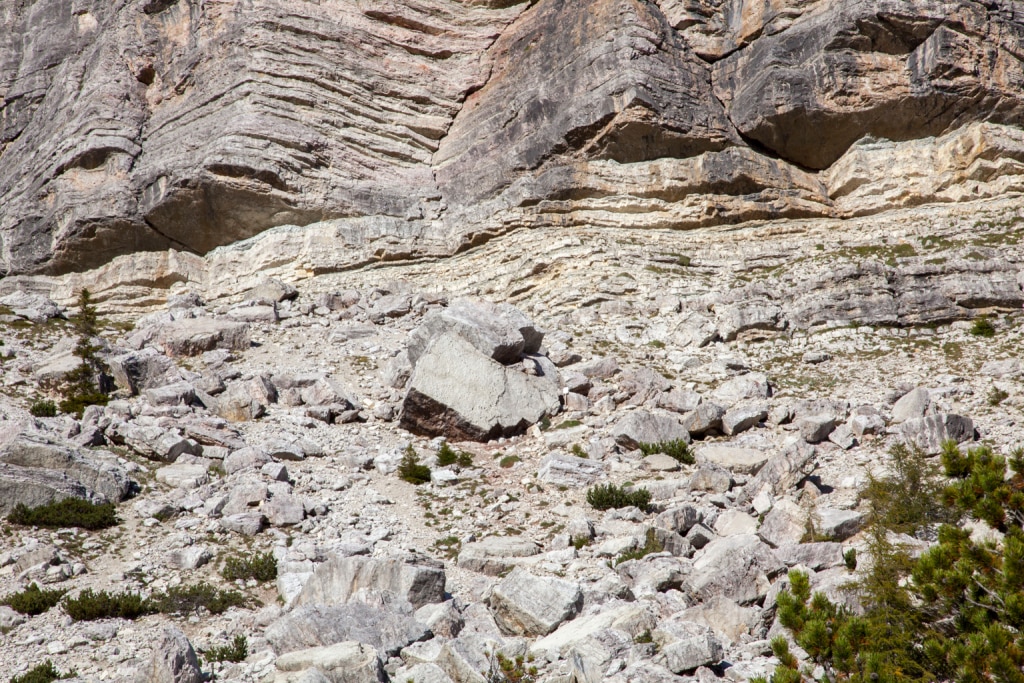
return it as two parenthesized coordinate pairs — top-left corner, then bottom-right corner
(408, 298), (543, 366)
(489, 568), (583, 637)
(457, 536), (541, 576)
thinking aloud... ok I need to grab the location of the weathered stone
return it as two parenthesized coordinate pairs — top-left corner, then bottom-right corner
(295, 555), (446, 610)
(655, 505), (701, 536)
(224, 447), (271, 474)
(681, 402), (726, 437)
(816, 508), (866, 541)
(400, 333), (560, 442)
(220, 513), (266, 536)
(698, 445), (769, 475)
(892, 387), (931, 423)
(489, 568), (583, 637)
(155, 319), (251, 358)
(140, 627), (202, 683)
(613, 410), (691, 450)
(457, 537), (541, 576)
(0, 429), (131, 514)
(721, 403), (768, 436)
(537, 454), (608, 486)
(796, 415), (836, 444)
(109, 348), (179, 395)
(897, 413), (975, 454)
(714, 510), (758, 537)
(677, 596), (761, 645)
(0, 291), (61, 322)
(267, 602), (430, 657)
(758, 499), (807, 548)
(274, 642), (385, 683)
(145, 381), (196, 407)
(644, 453), (681, 472)
(654, 618), (724, 673)
(774, 542), (846, 571)
(246, 278), (298, 304)
(688, 534), (785, 604)
(265, 494), (306, 527)
(408, 298), (542, 366)
(167, 546), (212, 571)
(155, 464), (209, 490)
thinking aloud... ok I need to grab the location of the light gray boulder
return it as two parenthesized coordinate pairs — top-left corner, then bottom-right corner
(265, 493), (306, 526)
(654, 505), (701, 535)
(897, 413), (974, 454)
(145, 381), (196, 407)
(537, 454), (608, 487)
(295, 555), (446, 610)
(0, 291), (61, 322)
(688, 534), (784, 605)
(407, 298), (543, 366)
(816, 508), (865, 541)
(737, 441), (816, 505)
(722, 403), (768, 436)
(613, 410), (691, 449)
(220, 512), (266, 536)
(488, 568), (583, 637)
(273, 642), (385, 683)
(653, 618), (724, 673)
(0, 429), (131, 514)
(266, 601), (431, 657)
(774, 542), (846, 570)
(167, 546), (212, 571)
(155, 463), (209, 490)
(457, 537), (541, 576)
(154, 318), (251, 357)
(400, 332), (560, 442)
(681, 402), (726, 437)
(697, 445), (769, 475)
(139, 627), (202, 683)
(757, 499), (807, 548)
(797, 415), (835, 443)
(891, 387), (931, 423)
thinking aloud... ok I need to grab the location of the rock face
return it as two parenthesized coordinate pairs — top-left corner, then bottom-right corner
(4, 0), (1024, 278)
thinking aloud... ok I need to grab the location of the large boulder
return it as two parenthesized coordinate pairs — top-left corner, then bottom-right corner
(687, 534), (785, 605)
(139, 627), (202, 683)
(457, 537), (542, 576)
(0, 428), (132, 514)
(613, 410), (691, 449)
(294, 555), (446, 610)
(108, 347), (179, 394)
(266, 602), (431, 657)
(154, 318), (250, 357)
(488, 568), (583, 637)
(273, 642), (385, 683)
(897, 413), (975, 454)
(400, 332), (560, 442)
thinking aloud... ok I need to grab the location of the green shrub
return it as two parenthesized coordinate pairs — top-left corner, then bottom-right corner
(8, 498), (118, 530)
(150, 583), (249, 616)
(63, 589), (153, 622)
(2, 584), (66, 616)
(570, 444), (588, 459)
(499, 455), (521, 468)
(491, 653), (538, 683)
(398, 446), (431, 485)
(843, 547), (857, 571)
(59, 289), (110, 418)
(457, 450), (473, 468)
(222, 552), (277, 583)
(970, 316), (996, 337)
(988, 387), (1009, 406)
(436, 442), (458, 467)
(550, 420), (582, 430)
(635, 629), (654, 644)
(571, 535), (592, 550)
(9, 661), (76, 683)
(614, 528), (663, 565)
(638, 439), (693, 465)
(586, 483), (651, 511)
(201, 634), (248, 664)
(28, 400), (57, 417)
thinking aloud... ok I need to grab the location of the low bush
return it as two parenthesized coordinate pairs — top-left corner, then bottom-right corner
(2, 584), (66, 616)
(221, 552), (277, 583)
(10, 661), (76, 683)
(28, 400), (57, 417)
(63, 589), (153, 622)
(8, 498), (117, 530)
(638, 439), (693, 464)
(398, 446), (431, 485)
(151, 583), (249, 616)
(499, 455), (521, 468)
(201, 634), (248, 664)
(586, 483), (651, 511)
(970, 316), (996, 337)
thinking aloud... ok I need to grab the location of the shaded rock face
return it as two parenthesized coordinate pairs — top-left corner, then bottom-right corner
(3, 0), (1024, 276)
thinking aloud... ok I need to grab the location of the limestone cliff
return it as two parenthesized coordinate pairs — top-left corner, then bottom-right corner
(2, 0), (1024, 276)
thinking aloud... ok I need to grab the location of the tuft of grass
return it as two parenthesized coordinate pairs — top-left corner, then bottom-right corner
(8, 498), (118, 530)
(571, 536), (592, 550)
(398, 445), (431, 485)
(201, 634), (248, 664)
(635, 629), (654, 644)
(28, 400), (57, 417)
(570, 444), (588, 459)
(987, 387), (1009, 406)
(586, 483), (651, 512)
(970, 316), (996, 337)
(614, 528), (664, 565)
(221, 552), (277, 583)
(9, 661), (77, 683)
(638, 439), (693, 464)
(2, 584), (66, 616)
(550, 419), (582, 430)
(499, 455), (521, 469)
(433, 535), (462, 559)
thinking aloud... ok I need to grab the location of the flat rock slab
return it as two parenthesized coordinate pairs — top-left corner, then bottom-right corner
(489, 568), (583, 637)
(697, 445), (769, 475)
(457, 537), (541, 576)
(155, 463), (209, 490)
(613, 410), (691, 449)
(274, 642), (385, 683)
(266, 603), (430, 658)
(155, 318), (250, 357)
(537, 453), (608, 486)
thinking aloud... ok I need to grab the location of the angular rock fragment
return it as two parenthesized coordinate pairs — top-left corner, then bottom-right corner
(613, 410), (691, 449)
(489, 568), (583, 637)
(295, 555), (446, 610)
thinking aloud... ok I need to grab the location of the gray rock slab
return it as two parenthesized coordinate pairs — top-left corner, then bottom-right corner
(489, 568), (583, 637)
